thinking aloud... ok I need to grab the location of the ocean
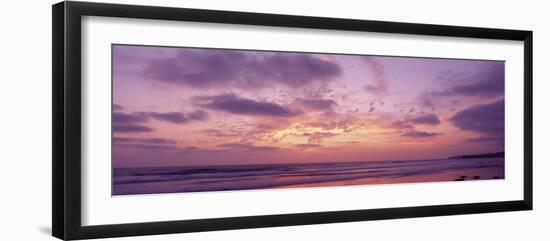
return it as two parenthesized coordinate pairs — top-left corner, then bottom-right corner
(112, 157), (504, 195)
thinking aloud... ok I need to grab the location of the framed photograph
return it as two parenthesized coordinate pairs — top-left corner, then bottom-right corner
(52, 1), (533, 240)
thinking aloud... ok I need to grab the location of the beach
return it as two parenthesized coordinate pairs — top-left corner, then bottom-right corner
(113, 157), (504, 195)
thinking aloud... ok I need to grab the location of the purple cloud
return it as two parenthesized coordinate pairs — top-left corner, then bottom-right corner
(299, 98), (337, 111)
(113, 137), (177, 144)
(390, 113), (440, 132)
(303, 131), (338, 144)
(417, 92), (435, 109)
(391, 120), (414, 130)
(466, 135), (503, 143)
(113, 110), (208, 125)
(203, 128), (242, 138)
(449, 99), (504, 135)
(295, 144), (323, 148)
(113, 143), (180, 151)
(401, 130), (441, 138)
(362, 57), (389, 94)
(113, 124), (153, 133)
(217, 142), (279, 152)
(450, 99), (504, 146)
(391, 113), (442, 138)
(203, 124), (278, 141)
(149, 110), (208, 124)
(305, 118), (357, 133)
(143, 48), (342, 89)
(432, 62), (504, 99)
(194, 94), (300, 117)
(409, 114), (441, 125)
(113, 104), (123, 110)
(113, 112), (149, 124)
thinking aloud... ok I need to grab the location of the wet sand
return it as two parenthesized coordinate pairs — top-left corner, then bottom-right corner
(276, 167), (504, 189)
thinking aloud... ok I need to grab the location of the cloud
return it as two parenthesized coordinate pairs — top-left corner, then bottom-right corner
(113, 136), (180, 151)
(295, 144), (323, 148)
(450, 99), (504, 146)
(305, 118), (357, 133)
(194, 93), (301, 117)
(432, 62), (504, 99)
(391, 114), (442, 138)
(299, 98), (337, 111)
(113, 143), (180, 150)
(391, 120), (414, 130)
(149, 110), (208, 124)
(303, 131), (338, 144)
(203, 123), (280, 142)
(113, 137), (177, 144)
(362, 57), (389, 94)
(449, 99), (504, 135)
(217, 142), (279, 152)
(417, 92), (435, 109)
(466, 136), (503, 143)
(113, 110), (208, 125)
(401, 130), (441, 138)
(409, 113), (441, 125)
(113, 112), (149, 124)
(113, 124), (153, 133)
(144, 48), (342, 89)
(113, 104), (123, 110)
(390, 113), (440, 131)
(203, 128), (242, 138)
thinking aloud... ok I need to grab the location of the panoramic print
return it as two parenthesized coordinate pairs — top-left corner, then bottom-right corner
(111, 44), (505, 195)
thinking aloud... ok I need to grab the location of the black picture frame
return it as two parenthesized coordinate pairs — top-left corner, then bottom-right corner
(52, 1), (533, 240)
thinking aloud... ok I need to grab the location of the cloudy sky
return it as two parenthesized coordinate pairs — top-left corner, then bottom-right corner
(112, 45), (504, 168)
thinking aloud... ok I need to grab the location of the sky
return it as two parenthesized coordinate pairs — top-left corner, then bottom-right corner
(112, 44), (505, 168)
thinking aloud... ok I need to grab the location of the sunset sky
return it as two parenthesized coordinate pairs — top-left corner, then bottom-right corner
(112, 45), (505, 168)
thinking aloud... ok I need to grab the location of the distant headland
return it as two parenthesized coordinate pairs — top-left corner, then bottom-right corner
(448, 151), (504, 159)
